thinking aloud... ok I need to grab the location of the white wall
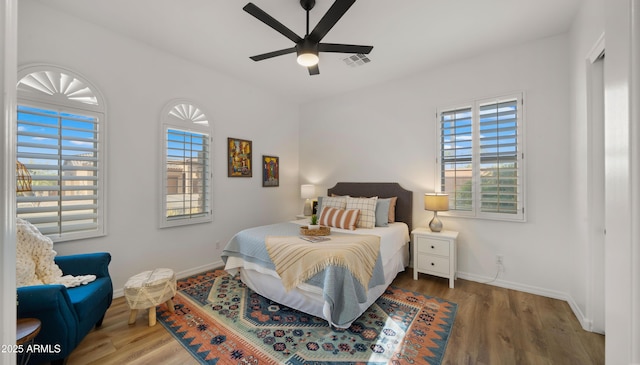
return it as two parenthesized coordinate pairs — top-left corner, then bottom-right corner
(300, 35), (578, 303)
(18, 1), (301, 292)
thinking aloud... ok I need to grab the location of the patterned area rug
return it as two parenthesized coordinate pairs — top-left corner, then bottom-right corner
(157, 270), (457, 365)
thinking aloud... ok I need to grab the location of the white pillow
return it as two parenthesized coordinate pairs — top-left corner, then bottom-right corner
(346, 196), (378, 229)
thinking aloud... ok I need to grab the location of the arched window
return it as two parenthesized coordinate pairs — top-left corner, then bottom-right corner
(160, 100), (212, 228)
(16, 65), (106, 241)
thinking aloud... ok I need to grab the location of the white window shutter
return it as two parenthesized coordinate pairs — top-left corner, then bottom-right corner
(439, 106), (474, 212)
(437, 93), (525, 221)
(16, 66), (106, 241)
(160, 101), (213, 228)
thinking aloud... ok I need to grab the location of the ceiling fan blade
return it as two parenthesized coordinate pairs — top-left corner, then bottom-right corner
(318, 43), (373, 54)
(243, 3), (303, 43)
(249, 47), (297, 61)
(308, 0), (356, 42)
(308, 64), (320, 75)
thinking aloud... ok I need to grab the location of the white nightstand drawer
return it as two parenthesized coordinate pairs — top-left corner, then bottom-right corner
(416, 237), (450, 256)
(417, 254), (450, 275)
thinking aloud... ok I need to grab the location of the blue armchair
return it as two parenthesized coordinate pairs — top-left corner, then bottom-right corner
(17, 252), (113, 365)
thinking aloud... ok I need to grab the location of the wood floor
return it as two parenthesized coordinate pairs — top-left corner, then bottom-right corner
(65, 269), (604, 365)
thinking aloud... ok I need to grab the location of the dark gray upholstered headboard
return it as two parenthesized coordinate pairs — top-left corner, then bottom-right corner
(327, 182), (413, 233)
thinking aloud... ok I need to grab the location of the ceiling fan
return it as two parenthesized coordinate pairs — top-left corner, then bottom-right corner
(243, 0), (373, 75)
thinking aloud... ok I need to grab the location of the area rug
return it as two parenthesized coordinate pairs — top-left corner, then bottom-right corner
(157, 269), (457, 365)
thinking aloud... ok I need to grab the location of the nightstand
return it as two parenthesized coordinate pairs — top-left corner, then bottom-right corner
(411, 228), (458, 288)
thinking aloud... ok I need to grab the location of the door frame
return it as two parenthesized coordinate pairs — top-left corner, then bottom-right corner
(585, 33), (606, 334)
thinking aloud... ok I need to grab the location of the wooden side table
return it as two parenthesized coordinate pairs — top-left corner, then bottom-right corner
(17, 318), (41, 365)
(412, 228), (458, 288)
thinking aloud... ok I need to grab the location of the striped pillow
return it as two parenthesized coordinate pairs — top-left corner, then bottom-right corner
(346, 196), (378, 229)
(319, 207), (360, 230)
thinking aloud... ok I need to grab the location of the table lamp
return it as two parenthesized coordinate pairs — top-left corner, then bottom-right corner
(424, 193), (449, 232)
(301, 184), (315, 216)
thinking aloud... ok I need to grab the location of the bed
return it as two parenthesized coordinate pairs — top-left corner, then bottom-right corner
(221, 182), (413, 328)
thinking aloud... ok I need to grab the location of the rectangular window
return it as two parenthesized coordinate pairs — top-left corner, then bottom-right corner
(162, 128), (211, 226)
(437, 93), (525, 221)
(16, 105), (104, 239)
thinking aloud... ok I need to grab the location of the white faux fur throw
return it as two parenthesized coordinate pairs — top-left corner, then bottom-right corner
(16, 218), (96, 288)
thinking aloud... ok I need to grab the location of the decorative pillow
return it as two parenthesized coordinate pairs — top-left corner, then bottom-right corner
(388, 196), (398, 222)
(316, 196), (347, 219)
(375, 198), (391, 227)
(346, 196), (378, 229)
(319, 207), (360, 230)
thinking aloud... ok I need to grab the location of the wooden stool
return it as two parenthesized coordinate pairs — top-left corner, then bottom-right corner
(124, 268), (176, 326)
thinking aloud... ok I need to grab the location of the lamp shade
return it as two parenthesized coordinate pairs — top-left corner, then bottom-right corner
(301, 184), (315, 199)
(424, 193), (449, 212)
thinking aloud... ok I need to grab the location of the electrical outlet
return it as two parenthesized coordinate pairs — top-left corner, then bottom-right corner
(216, 241), (221, 250)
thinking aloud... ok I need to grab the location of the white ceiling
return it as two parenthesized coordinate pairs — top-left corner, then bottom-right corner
(36, 0), (582, 104)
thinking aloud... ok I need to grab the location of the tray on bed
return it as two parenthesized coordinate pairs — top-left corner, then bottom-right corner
(299, 225), (331, 236)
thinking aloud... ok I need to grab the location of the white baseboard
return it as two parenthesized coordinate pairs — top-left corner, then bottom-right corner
(175, 260), (225, 279)
(112, 260), (225, 298)
(457, 271), (593, 332)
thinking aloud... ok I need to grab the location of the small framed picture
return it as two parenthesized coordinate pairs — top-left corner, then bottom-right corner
(262, 155), (279, 187)
(227, 138), (252, 177)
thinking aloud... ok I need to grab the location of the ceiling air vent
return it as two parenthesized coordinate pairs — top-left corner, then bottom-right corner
(342, 54), (371, 67)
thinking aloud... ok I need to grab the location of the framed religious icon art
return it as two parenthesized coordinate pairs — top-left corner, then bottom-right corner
(228, 138), (252, 177)
(262, 155), (279, 187)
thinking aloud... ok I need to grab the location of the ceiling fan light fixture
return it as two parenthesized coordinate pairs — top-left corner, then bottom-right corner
(296, 39), (319, 67)
(297, 52), (319, 67)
